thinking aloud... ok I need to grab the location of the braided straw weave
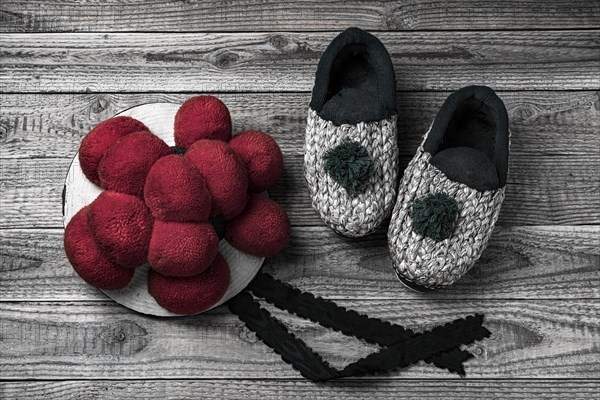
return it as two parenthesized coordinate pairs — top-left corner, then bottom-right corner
(304, 109), (399, 237)
(388, 144), (505, 289)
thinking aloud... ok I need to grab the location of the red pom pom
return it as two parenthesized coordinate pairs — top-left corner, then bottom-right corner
(98, 131), (171, 197)
(79, 117), (149, 185)
(148, 253), (230, 315)
(64, 207), (134, 290)
(229, 130), (283, 192)
(174, 96), (232, 148)
(225, 194), (290, 257)
(148, 221), (219, 277)
(184, 140), (248, 220)
(144, 155), (212, 222)
(87, 191), (153, 267)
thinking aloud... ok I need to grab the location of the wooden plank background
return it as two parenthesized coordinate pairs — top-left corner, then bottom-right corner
(2, 32), (599, 92)
(0, 1), (599, 399)
(1, 0), (599, 31)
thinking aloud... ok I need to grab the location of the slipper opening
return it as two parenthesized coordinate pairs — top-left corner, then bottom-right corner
(310, 27), (396, 125)
(425, 86), (509, 189)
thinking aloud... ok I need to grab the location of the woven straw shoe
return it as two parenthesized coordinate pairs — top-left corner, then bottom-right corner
(388, 86), (510, 290)
(304, 28), (398, 237)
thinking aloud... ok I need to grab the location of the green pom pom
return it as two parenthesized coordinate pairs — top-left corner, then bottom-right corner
(323, 140), (373, 195)
(411, 193), (458, 241)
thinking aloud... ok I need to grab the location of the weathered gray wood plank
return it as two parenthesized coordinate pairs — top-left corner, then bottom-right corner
(1, 226), (598, 302)
(0, 300), (598, 379)
(2, 0), (599, 32)
(3, 92), (599, 160)
(1, 153), (598, 228)
(2, 379), (599, 400)
(0, 1), (598, 394)
(1, 92), (598, 228)
(1, 32), (599, 92)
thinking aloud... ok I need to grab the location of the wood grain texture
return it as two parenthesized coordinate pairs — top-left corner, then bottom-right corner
(3, 92), (599, 160)
(2, 379), (600, 400)
(2, 0), (599, 32)
(1, 226), (598, 302)
(1, 4), (599, 395)
(2, 154), (598, 229)
(1, 31), (599, 92)
(1, 92), (598, 228)
(0, 299), (598, 379)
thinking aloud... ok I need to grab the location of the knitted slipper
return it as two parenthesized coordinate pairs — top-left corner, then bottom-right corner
(305, 27), (398, 237)
(388, 86), (509, 290)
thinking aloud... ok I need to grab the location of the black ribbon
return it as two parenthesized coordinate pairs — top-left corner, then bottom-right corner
(228, 272), (490, 382)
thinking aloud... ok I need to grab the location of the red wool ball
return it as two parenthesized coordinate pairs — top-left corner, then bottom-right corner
(148, 253), (231, 315)
(144, 155), (212, 222)
(98, 131), (171, 197)
(148, 221), (219, 277)
(229, 130), (284, 192)
(174, 96), (232, 148)
(225, 194), (290, 257)
(87, 191), (154, 268)
(64, 206), (134, 290)
(184, 140), (248, 220)
(79, 117), (149, 185)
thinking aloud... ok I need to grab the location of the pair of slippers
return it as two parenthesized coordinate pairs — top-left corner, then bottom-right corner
(305, 28), (510, 290)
